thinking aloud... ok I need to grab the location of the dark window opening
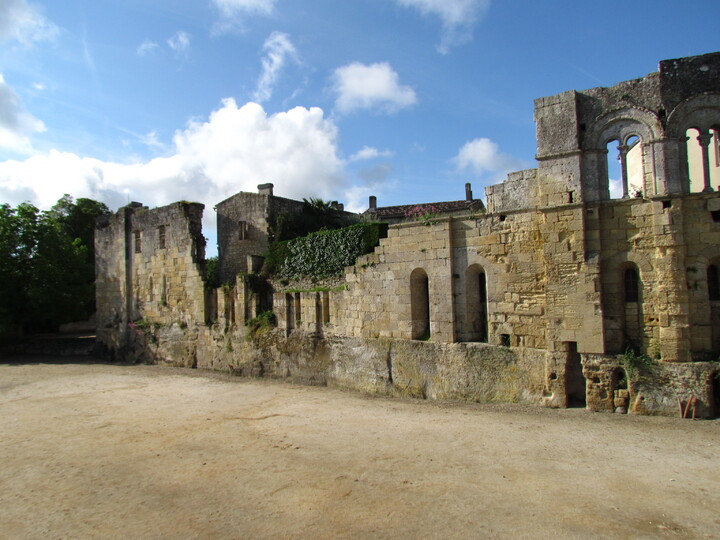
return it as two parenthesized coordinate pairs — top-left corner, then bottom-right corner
(134, 230), (141, 253)
(568, 191), (574, 204)
(624, 268), (639, 303)
(158, 225), (166, 249)
(499, 214), (506, 222)
(708, 265), (720, 301)
(662, 200), (671, 209)
(500, 334), (510, 347)
(411, 268), (430, 340)
(238, 221), (249, 240)
(712, 210), (720, 223)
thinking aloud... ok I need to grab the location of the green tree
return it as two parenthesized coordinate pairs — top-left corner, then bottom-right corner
(0, 195), (110, 336)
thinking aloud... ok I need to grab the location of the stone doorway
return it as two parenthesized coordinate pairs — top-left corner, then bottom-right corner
(711, 371), (720, 419)
(564, 342), (586, 407)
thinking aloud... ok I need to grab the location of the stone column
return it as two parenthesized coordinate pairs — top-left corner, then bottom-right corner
(618, 143), (630, 199)
(697, 131), (714, 193)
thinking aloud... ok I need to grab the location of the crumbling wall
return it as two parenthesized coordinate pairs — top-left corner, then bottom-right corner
(95, 201), (207, 359)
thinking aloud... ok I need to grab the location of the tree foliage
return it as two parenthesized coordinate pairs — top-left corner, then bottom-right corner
(0, 195), (110, 336)
(271, 198), (356, 242)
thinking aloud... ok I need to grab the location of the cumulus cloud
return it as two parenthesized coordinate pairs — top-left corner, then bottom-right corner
(0, 100), (347, 238)
(332, 62), (417, 115)
(167, 31), (190, 55)
(137, 39), (159, 56)
(397, 0), (490, 53)
(349, 146), (394, 162)
(211, 0), (276, 33)
(0, 73), (46, 155)
(253, 32), (299, 103)
(0, 0), (59, 46)
(454, 137), (523, 180)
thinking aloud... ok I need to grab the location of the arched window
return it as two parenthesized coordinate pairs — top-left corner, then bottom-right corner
(624, 268), (639, 303)
(410, 268), (430, 340)
(606, 135), (644, 199)
(622, 264), (643, 351)
(465, 264), (488, 342)
(686, 127), (720, 193)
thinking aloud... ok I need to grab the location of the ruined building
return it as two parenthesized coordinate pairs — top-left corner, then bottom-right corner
(96, 52), (720, 417)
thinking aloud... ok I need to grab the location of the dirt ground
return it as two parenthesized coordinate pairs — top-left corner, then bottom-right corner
(1, 359), (719, 539)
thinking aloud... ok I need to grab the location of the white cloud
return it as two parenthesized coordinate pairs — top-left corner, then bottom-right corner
(253, 32), (299, 103)
(349, 146), (394, 162)
(140, 131), (163, 149)
(167, 31), (190, 55)
(0, 73), (46, 155)
(211, 0), (276, 33)
(397, 0), (490, 53)
(332, 62), (417, 115)
(0, 0), (59, 46)
(0, 100), (348, 238)
(454, 137), (522, 179)
(137, 39), (159, 56)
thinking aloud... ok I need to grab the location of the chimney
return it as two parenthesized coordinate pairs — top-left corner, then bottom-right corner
(369, 195), (377, 211)
(465, 183), (473, 201)
(257, 183), (274, 196)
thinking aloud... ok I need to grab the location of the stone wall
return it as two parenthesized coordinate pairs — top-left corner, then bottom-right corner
(95, 201), (207, 358)
(95, 52), (720, 419)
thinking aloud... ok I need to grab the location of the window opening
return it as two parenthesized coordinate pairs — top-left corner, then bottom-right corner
(322, 291), (330, 324)
(624, 268), (639, 303)
(410, 268), (430, 340)
(134, 230), (141, 253)
(285, 293), (295, 331)
(500, 334), (510, 347)
(465, 265), (488, 342)
(708, 265), (720, 301)
(294, 293), (301, 324)
(158, 225), (166, 249)
(606, 139), (623, 199)
(626, 136), (643, 197)
(238, 221), (248, 240)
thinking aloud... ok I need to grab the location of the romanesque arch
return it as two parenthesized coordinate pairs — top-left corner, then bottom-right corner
(583, 107), (663, 201)
(666, 94), (720, 193)
(600, 252), (652, 353)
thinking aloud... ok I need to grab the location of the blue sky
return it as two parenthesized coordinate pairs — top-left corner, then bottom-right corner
(1, 0), (719, 247)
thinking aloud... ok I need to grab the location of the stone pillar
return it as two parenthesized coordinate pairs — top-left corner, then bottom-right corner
(697, 131), (714, 193)
(618, 143), (630, 199)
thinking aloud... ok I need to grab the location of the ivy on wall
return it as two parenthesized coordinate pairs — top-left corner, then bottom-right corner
(264, 222), (387, 280)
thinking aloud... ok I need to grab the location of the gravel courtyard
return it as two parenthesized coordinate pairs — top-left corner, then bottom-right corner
(1, 360), (718, 539)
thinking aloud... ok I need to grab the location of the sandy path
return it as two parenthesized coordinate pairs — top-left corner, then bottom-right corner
(0, 360), (719, 539)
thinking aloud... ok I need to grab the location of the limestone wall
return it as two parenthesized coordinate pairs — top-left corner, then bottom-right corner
(95, 202), (207, 358)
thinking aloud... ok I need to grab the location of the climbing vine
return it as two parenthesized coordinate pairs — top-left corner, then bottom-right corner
(265, 222), (387, 280)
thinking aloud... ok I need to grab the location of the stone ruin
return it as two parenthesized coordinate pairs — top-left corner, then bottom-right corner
(95, 52), (720, 418)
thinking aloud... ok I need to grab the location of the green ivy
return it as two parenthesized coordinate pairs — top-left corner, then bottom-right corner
(266, 222), (387, 280)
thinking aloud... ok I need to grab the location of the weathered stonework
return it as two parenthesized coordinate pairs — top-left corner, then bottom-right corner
(97, 52), (720, 418)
